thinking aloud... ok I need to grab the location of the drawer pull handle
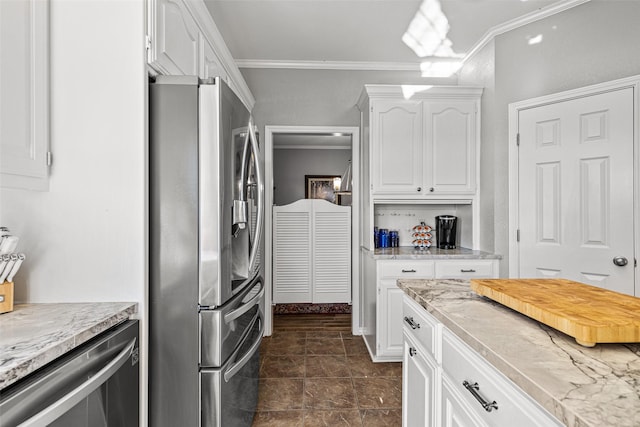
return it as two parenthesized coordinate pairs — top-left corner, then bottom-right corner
(460, 269), (476, 273)
(403, 316), (421, 329)
(402, 269), (417, 273)
(409, 347), (418, 357)
(463, 381), (498, 412)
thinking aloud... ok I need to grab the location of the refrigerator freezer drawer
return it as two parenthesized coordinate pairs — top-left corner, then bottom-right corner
(201, 309), (262, 427)
(200, 276), (264, 367)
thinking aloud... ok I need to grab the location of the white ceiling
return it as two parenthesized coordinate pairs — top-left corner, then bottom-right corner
(204, 0), (561, 68)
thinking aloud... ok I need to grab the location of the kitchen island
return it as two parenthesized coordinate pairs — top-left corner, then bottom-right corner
(0, 302), (137, 389)
(399, 278), (640, 427)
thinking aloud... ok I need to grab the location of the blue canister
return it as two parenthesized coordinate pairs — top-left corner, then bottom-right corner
(390, 230), (399, 248)
(374, 227), (380, 248)
(379, 229), (389, 248)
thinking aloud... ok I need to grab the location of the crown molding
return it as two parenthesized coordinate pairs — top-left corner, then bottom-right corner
(234, 0), (591, 72)
(184, 0), (256, 109)
(463, 0), (591, 63)
(235, 59), (421, 71)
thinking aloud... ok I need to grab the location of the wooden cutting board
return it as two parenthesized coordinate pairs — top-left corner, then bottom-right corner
(470, 278), (640, 347)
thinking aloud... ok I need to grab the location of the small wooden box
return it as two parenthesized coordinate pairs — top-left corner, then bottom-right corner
(0, 281), (14, 314)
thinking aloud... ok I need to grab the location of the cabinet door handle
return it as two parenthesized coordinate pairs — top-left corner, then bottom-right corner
(463, 381), (498, 412)
(401, 269), (417, 273)
(403, 316), (421, 329)
(429, 187), (434, 192)
(460, 269), (476, 273)
(417, 187), (422, 192)
(409, 347), (418, 357)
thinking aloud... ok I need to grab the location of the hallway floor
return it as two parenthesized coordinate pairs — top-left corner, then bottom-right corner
(252, 314), (403, 426)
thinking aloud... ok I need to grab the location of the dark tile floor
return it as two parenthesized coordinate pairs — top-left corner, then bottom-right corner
(252, 314), (403, 426)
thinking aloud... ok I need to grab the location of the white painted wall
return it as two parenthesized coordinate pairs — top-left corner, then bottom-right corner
(0, 0), (148, 424)
(459, 0), (640, 277)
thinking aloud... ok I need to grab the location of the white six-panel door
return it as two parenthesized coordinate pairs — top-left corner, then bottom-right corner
(517, 87), (634, 295)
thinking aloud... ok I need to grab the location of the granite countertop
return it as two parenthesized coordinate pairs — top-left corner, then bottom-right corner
(363, 246), (501, 260)
(398, 279), (640, 427)
(0, 302), (138, 390)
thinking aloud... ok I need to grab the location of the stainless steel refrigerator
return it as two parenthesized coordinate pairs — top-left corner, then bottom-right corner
(149, 75), (264, 427)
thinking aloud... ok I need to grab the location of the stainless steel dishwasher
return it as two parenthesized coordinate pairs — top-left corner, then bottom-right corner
(0, 319), (139, 427)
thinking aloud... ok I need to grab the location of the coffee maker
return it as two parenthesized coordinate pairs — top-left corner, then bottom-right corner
(436, 215), (457, 249)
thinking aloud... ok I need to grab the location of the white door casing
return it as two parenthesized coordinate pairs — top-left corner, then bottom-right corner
(264, 126), (360, 336)
(510, 78), (638, 296)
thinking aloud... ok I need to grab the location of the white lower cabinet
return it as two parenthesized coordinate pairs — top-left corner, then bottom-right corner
(441, 375), (487, 427)
(380, 280), (406, 357)
(366, 258), (498, 362)
(402, 295), (564, 427)
(403, 332), (439, 427)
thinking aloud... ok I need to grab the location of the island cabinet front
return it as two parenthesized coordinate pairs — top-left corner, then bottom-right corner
(402, 295), (564, 427)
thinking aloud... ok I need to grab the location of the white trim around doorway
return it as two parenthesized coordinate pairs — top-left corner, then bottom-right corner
(264, 125), (361, 336)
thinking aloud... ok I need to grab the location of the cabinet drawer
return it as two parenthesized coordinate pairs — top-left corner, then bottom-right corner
(441, 330), (562, 427)
(380, 261), (434, 279)
(402, 296), (440, 362)
(434, 260), (497, 279)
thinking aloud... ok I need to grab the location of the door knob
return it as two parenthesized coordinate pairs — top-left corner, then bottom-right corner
(613, 256), (628, 267)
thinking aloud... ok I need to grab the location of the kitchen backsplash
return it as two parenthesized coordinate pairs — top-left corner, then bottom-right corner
(374, 204), (472, 248)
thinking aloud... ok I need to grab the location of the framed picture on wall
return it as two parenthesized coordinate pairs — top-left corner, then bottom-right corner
(305, 175), (340, 203)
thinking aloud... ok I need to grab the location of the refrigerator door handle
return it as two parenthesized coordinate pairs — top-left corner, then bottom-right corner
(247, 116), (264, 276)
(17, 338), (136, 427)
(232, 129), (252, 232)
(223, 311), (264, 383)
(224, 280), (264, 324)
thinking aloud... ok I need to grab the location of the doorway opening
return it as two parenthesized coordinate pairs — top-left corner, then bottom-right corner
(264, 126), (360, 336)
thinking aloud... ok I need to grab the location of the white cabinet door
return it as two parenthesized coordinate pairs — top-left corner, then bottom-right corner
(1, 0), (49, 190)
(371, 100), (423, 195)
(424, 100), (477, 194)
(378, 280), (405, 357)
(403, 336), (438, 427)
(199, 34), (224, 80)
(441, 375), (488, 427)
(148, 0), (199, 76)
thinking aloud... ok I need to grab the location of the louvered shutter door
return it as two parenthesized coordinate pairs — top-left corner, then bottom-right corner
(312, 201), (351, 303)
(273, 200), (312, 303)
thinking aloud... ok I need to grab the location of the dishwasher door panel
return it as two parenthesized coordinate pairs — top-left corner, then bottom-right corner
(0, 320), (139, 427)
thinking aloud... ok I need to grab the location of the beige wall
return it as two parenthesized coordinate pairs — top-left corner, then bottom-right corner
(459, 0), (640, 276)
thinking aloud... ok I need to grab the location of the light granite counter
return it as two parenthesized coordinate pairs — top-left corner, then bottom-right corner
(0, 302), (137, 390)
(398, 278), (640, 427)
(363, 246), (501, 260)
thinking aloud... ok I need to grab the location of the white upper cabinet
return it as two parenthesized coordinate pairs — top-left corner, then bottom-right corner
(147, 0), (254, 109)
(359, 85), (482, 200)
(1, 0), (50, 191)
(199, 35), (225, 82)
(425, 100), (477, 194)
(371, 100), (423, 194)
(148, 0), (199, 76)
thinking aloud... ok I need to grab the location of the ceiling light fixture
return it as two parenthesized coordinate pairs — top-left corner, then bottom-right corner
(420, 60), (462, 78)
(402, 0), (459, 58)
